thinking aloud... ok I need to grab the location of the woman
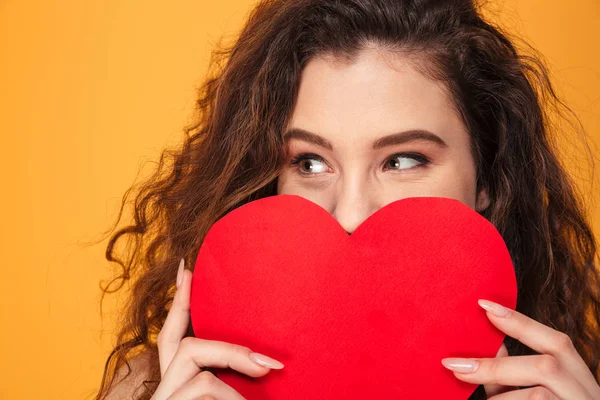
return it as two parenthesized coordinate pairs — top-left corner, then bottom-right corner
(94, 0), (600, 399)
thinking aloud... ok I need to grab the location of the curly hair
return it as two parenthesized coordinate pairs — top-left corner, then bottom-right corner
(92, 0), (600, 399)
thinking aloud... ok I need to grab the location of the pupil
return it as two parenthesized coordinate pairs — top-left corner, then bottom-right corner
(303, 160), (312, 171)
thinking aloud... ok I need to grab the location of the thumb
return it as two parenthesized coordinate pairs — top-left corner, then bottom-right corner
(157, 258), (192, 377)
(484, 343), (511, 398)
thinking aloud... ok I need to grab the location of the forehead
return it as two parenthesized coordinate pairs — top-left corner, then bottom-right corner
(289, 48), (466, 149)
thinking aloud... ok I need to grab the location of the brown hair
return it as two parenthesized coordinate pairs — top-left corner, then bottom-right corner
(93, 0), (600, 399)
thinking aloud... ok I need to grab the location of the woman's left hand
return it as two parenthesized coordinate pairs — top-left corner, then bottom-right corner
(441, 299), (600, 399)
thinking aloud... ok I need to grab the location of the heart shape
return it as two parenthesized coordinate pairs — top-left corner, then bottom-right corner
(190, 194), (517, 399)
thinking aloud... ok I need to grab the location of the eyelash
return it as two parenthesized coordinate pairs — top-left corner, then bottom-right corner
(288, 152), (431, 177)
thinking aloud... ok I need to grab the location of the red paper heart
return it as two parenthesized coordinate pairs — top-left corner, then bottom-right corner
(190, 194), (517, 399)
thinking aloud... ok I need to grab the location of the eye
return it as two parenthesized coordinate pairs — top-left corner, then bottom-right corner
(289, 153), (329, 176)
(383, 152), (430, 172)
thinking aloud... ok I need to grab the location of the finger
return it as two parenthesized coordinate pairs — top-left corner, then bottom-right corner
(157, 259), (192, 377)
(484, 343), (513, 398)
(154, 337), (280, 399)
(445, 354), (592, 399)
(478, 299), (600, 397)
(488, 386), (559, 399)
(166, 370), (246, 400)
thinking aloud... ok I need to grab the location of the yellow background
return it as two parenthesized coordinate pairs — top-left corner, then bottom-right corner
(1, 1), (598, 398)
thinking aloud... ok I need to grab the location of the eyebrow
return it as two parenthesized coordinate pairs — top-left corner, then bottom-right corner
(282, 127), (448, 150)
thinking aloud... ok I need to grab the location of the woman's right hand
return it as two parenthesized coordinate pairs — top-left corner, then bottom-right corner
(151, 259), (284, 400)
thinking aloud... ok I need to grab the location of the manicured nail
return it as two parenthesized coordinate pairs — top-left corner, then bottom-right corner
(176, 258), (184, 288)
(249, 352), (285, 369)
(441, 358), (480, 373)
(478, 299), (511, 317)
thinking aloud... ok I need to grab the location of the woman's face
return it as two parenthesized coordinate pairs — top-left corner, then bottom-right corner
(277, 47), (490, 234)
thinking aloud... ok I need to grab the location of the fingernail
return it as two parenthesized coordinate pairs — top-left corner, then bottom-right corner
(176, 258), (184, 288)
(441, 358), (480, 373)
(249, 352), (284, 369)
(478, 299), (511, 317)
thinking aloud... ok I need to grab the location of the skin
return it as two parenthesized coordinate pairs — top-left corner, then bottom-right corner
(277, 47), (490, 233)
(149, 48), (600, 399)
